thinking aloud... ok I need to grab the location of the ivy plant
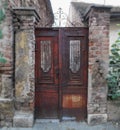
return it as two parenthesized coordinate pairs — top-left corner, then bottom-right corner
(0, 52), (6, 64)
(0, 0), (7, 39)
(107, 32), (120, 100)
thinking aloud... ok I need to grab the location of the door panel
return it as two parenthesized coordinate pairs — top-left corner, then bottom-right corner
(35, 28), (88, 120)
(59, 28), (88, 120)
(35, 90), (58, 118)
(35, 29), (59, 118)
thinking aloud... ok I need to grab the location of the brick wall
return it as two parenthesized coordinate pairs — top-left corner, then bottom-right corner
(0, 0), (14, 127)
(86, 6), (111, 125)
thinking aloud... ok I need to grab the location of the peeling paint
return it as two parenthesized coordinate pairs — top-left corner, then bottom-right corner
(19, 32), (27, 48)
(15, 81), (25, 97)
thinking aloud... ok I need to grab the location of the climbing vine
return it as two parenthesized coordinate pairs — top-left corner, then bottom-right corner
(0, 0), (7, 39)
(0, 1), (7, 63)
(107, 30), (120, 100)
(0, 52), (6, 64)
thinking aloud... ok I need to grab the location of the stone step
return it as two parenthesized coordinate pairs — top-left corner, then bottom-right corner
(35, 119), (59, 123)
(13, 111), (34, 127)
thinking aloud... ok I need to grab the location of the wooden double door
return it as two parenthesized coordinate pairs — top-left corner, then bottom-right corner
(35, 28), (88, 121)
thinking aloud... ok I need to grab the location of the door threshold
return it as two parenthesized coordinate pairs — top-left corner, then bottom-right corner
(62, 116), (76, 121)
(35, 119), (60, 123)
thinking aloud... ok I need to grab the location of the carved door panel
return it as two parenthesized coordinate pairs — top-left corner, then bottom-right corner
(35, 29), (59, 118)
(35, 28), (88, 120)
(59, 28), (88, 120)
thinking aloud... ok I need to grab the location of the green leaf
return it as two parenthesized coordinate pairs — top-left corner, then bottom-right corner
(0, 9), (5, 21)
(109, 60), (116, 64)
(0, 30), (3, 39)
(108, 29), (120, 100)
(3, 1), (8, 9)
(115, 39), (120, 43)
(111, 51), (119, 56)
(0, 57), (7, 63)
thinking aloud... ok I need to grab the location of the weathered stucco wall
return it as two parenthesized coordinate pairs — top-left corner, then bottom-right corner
(15, 31), (34, 109)
(13, 14), (36, 127)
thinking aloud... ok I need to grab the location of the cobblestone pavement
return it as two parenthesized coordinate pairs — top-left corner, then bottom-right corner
(0, 121), (120, 130)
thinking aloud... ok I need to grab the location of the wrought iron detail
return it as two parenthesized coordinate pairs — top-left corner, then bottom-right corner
(53, 8), (67, 27)
(69, 40), (81, 73)
(53, 7), (84, 27)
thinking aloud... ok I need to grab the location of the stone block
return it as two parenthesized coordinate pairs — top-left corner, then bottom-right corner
(14, 99), (32, 111)
(88, 114), (107, 125)
(0, 98), (14, 127)
(1, 74), (13, 98)
(13, 111), (34, 127)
